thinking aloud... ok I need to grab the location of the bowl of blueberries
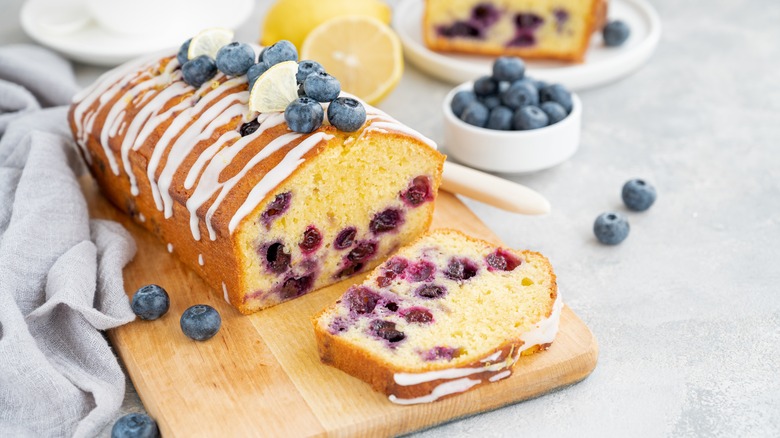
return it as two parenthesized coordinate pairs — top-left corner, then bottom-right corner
(443, 56), (581, 174)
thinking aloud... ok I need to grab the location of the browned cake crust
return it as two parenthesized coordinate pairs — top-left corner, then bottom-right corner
(69, 52), (444, 313)
(313, 229), (559, 403)
(423, 0), (609, 63)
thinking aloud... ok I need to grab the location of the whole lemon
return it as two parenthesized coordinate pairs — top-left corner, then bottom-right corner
(261, 0), (392, 50)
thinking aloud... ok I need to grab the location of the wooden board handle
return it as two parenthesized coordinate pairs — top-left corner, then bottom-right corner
(441, 162), (551, 215)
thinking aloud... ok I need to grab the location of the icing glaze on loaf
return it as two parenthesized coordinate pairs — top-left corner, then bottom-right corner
(70, 49), (446, 314)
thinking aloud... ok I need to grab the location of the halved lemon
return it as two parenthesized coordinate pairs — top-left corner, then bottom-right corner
(249, 61), (299, 113)
(188, 27), (234, 60)
(301, 16), (403, 105)
(260, 0), (391, 50)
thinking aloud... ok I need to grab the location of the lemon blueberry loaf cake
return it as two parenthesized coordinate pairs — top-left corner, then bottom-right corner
(69, 31), (445, 314)
(423, 0), (608, 62)
(313, 229), (562, 404)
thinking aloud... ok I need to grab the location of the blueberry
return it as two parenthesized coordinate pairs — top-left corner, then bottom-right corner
(327, 97), (366, 132)
(334, 227), (357, 249)
(261, 192), (291, 224)
(345, 286), (380, 314)
(298, 226), (322, 253)
(529, 77), (548, 92)
(240, 119), (260, 136)
(369, 208), (403, 234)
(400, 175), (432, 207)
(177, 38), (191, 66)
(486, 105), (514, 130)
(265, 242), (291, 273)
(347, 241), (377, 263)
(402, 307), (433, 324)
(594, 212), (630, 245)
(296, 60), (325, 84)
(460, 101), (489, 127)
(262, 40), (298, 66)
(622, 179), (657, 211)
(603, 20), (630, 47)
(540, 101), (568, 125)
(479, 94), (502, 110)
(492, 56), (525, 82)
(540, 83), (573, 113)
(303, 71), (341, 102)
(501, 80), (538, 109)
(182, 55), (218, 87)
(111, 413), (158, 438)
(257, 46), (267, 63)
(215, 42), (255, 76)
(284, 97), (324, 133)
(473, 76), (499, 97)
(416, 284), (446, 299)
(180, 304), (221, 341)
(131, 284), (170, 321)
(513, 105), (549, 130)
(444, 258), (479, 281)
(247, 62), (269, 90)
(369, 320), (405, 343)
(451, 90), (477, 117)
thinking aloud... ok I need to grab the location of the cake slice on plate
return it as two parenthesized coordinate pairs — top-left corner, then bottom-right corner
(423, 0), (608, 62)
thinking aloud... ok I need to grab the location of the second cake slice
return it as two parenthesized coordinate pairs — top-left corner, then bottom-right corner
(314, 229), (562, 404)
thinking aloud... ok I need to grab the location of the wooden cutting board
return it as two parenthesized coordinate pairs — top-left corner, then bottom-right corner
(83, 176), (598, 437)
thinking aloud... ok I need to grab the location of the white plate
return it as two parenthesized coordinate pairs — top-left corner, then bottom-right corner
(20, 0), (254, 66)
(393, 0), (661, 90)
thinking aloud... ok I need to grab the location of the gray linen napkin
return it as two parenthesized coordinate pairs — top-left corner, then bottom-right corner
(0, 45), (137, 437)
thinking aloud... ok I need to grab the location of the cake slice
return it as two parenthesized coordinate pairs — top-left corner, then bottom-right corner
(423, 0), (608, 62)
(313, 229), (561, 404)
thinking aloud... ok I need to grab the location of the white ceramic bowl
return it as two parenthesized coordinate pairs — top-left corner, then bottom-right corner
(443, 82), (582, 173)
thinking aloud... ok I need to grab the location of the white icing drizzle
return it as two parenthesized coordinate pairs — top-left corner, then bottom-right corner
(138, 213), (145, 223)
(120, 77), (188, 196)
(518, 292), (564, 353)
(480, 351), (502, 363)
(362, 111), (438, 150)
(393, 293), (563, 389)
(489, 370), (512, 382)
(167, 243), (173, 253)
(222, 282), (230, 304)
(100, 59), (179, 176)
(204, 132), (303, 240)
(158, 90), (248, 218)
(228, 132), (333, 234)
(146, 75), (242, 211)
(185, 115), (293, 241)
(73, 54), (162, 173)
(388, 378), (481, 405)
(198, 254), (204, 266)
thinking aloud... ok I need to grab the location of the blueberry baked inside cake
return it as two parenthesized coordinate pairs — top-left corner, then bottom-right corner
(424, 0), (608, 62)
(313, 229), (562, 404)
(69, 32), (445, 314)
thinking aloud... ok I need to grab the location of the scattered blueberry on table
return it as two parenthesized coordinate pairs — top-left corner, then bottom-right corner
(594, 212), (630, 245)
(181, 304), (222, 341)
(111, 413), (159, 438)
(622, 179), (657, 211)
(452, 56), (574, 131)
(131, 284), (170, 321)
(603, 20), (630, 47)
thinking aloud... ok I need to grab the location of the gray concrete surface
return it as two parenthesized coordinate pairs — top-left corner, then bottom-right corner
(2, 0), (778, 436)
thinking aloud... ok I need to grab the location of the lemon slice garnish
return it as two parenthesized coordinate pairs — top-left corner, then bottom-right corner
(188, 27), (235, 60)
(301, 16), (403, 105)
(249, 61), (299, 113)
